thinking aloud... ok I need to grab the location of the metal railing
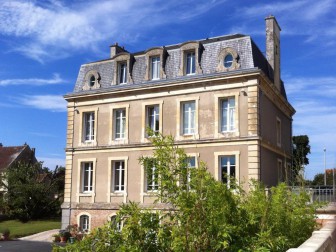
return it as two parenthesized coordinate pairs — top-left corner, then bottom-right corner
(290, 186), (336, 203)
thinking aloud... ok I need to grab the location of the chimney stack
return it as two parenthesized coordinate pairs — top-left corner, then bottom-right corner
(110, 43), (127, 58)
(265, 15), (281, 91)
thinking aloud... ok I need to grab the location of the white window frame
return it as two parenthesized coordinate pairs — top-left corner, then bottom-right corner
(150, 56), (160, 80)
(214, 151), (240, 187)
(220, 97), (235, 132)
(219, 155), (236, 188)
(82, 162), (93, 193)
(77, 212), (91, 232)
(77, 158), (96, 202)
(83, 112), (95, 142)
(141, 101), (163, 142)
(110, 104), (129, 144)
(147, 105), (160, 134)
(118, 62), (127, 84)
(214, 93), (239, 138)
(114, 108), (126, 139)
(180, 154), (198, 189)
(176, 97), (199, 140)
(145, 159), (158, 192)
(107, 157), (128, 203)
(182, 101), (195, 135)
(185, 51), (196, 75)
(113, 160), (125, 192)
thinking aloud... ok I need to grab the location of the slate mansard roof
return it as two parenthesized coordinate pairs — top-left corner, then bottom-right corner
(70, 34), (286, 98)
(0, 144), (37, 171)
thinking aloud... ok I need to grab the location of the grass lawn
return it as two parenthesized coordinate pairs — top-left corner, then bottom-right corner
(0, 219), (61, 238)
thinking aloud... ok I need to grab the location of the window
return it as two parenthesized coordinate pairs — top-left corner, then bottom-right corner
(220, 97), (235, 132)
(113, 161), (125, 192)
(118, 62), (127, 84)
(182, 101), (195, 135)
(276, 118), (281, 146)
(82, 162), (93, 192)
(185, 51), (196, 75)
(146, 159), (158, 191)
(83, 112), (95, 142)
(151, 56), (160, 80)
(224, 54), (233, 68)
(147, 105), (159, 134)
(80, 215), (90, 231)
(114, 109), (126, 139)
(181, 156), (196, 188)
(89, 75), (96, 87)
(220, 156), (235, 186)
(111, 215), (123, 231)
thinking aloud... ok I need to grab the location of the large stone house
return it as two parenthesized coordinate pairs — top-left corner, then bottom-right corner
(62, 16), (295, 230)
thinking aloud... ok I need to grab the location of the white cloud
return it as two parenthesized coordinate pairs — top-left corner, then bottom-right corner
(0, 73), (65, 86)
(0, 0), (226, 62)
(18, 95), (66, 112)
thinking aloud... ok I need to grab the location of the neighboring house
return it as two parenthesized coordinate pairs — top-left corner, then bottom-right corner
(62, 16), (295, 230)
(0, 143), (37, 194)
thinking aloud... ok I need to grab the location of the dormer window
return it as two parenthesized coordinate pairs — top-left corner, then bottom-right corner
(82, 70), (100, 91)
(118, 62), (127, 84)
(224, 54), (233, 68)
(178, 41), (203, 77)
(151, 56), (160, 80)
(185, 51), (196, 75)
(112, 52), (134, 85)
(144, 48), (167, 81)
(217, 47), (240, 72)
(89, 76), (96, 87)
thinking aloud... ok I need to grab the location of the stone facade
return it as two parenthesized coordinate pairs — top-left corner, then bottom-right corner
(62, 16), (295, 230)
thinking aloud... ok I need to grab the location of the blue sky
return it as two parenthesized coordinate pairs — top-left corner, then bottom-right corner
(0, 0), (335, 179)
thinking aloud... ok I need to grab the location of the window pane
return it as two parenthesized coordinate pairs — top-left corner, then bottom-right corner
(221, 98), (235, 132)
(119, 63), (127, 84)
(151, 57), (160, 80)
(83, 162), (93, 192)
(224, 54), (233, 68)
(89, 76), (95, 87)
(115, 109), (126, 139)
(84, 112), (94, 141)
(182, 102), (195, 134)
(186, 52), (195, 75)
(220, 156), (235, 185)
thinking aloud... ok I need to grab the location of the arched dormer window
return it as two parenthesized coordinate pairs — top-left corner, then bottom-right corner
(178, 41), (203, 76)
(217, 47), (240, 72)
(112, 52), (134, 85)
(144, 47), (167, 81)
(83, 70), (100, 91)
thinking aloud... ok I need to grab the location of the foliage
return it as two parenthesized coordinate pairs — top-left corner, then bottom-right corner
(0, 161), (65, 222)
(54, 133), (318, 252)
(0, 219), (60, 238)
(312, 169), (336, 185)
(292, 135), (311, 183)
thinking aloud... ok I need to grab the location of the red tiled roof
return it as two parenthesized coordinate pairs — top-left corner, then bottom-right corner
(0, 145), (28, 171)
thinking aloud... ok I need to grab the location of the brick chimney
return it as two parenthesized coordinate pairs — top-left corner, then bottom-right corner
(110, 43), (127, 58)
(265, 15), (281, 91)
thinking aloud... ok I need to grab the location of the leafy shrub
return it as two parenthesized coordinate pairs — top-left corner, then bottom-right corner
(53, 133), (319, 251)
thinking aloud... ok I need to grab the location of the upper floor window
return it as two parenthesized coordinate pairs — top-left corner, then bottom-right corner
(113, 161), (125, 192)
(145, 159), (158, 192)
(89, 76), (96, 87)
(221, 97), (235, 132)
(118, 62), (127, 84)
(151, 56), (160, 80)
(83, 112), (95, 142)
(224, 54), (233, 68)
(79, 215), (90, 231)
(114, 109), (126, 139)
(182, 101), (195, 135)
(185, 51), (196, 75)
(147, 105), (159, 134)
(181, 156), (196, 189)
(220, 156), (235, 187)
(82, 162), (93, 192)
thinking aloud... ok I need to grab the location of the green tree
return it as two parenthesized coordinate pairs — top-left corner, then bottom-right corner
(0, 162), (64, 222)
(292, 135), (311, 183)
(54, 133), (318, 252)
(312, 169), (336, 185)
